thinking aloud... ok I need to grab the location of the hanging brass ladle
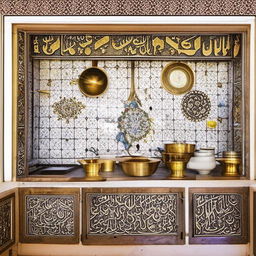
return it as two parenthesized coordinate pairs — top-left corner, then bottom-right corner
(78, 60), (108, 97)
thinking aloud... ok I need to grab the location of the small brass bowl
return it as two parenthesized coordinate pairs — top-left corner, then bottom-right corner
(164, 143), (195, 153)
(166, 161), (186, 179)
(162, 152), (192, 164)
(97, 159), (116, 172)
(78, 67), (108, 97)
(120, 158), (160, 177)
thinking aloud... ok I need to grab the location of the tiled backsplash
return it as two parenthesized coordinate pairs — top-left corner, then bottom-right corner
(31, 60), (235, 165)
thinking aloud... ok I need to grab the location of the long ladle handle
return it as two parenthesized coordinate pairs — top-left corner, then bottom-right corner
(128, 61), (135, 101)
(92, 60), (98, 67)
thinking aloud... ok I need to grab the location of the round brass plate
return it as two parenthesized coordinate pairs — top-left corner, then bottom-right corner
(78, 67), (108, 97)
(161, 62), (194, 95)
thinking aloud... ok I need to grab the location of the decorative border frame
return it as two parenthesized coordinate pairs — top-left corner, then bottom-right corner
(82, 187), (185, 245)
(189, 187), (249, 244)
(16, 30), (27, 177)
(19, 188), (80, 244)
(0, 193), (15, 254)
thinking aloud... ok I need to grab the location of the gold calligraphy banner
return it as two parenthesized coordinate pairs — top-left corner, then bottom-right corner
(31, 34), (241, 58)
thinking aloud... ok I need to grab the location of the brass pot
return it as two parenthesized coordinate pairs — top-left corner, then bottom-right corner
(164, 143), (195, 153)
(78, 62), (108, 97)
(120, 158), (160, 177)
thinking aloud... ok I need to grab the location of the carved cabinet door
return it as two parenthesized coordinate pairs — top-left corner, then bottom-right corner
(189, 187), (249, 244)
(82, 187), (185, 245)
(19, 188), (80, 244)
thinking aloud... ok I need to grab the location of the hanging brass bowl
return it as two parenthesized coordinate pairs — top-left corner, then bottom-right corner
(161, 62), (194, 95)
(78, 66), (108, 97)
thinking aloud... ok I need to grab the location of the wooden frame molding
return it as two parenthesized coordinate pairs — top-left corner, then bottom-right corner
(189, 187), (249, 244)
(12, 23), (250, 180)
(82, 187), (185, 245)
(19, 188), (80, 244)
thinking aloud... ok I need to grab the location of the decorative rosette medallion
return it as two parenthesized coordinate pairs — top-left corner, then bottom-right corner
(181, 90), (211, 122)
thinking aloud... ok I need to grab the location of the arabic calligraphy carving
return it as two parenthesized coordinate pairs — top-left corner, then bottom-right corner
(25, 195), (75, 236)
(193, 193), (242, 237)
(87, 193), (179, 235)
(31, 34), (240, 58)
(181, 90), (211, 122)
(52, 97), (85, 123)
(0, 197), (14, 252)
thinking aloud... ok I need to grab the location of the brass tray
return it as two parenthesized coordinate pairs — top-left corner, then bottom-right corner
(161, 62), (194, 95)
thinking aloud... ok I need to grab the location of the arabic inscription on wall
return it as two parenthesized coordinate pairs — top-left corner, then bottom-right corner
(31, 34), (241, 58)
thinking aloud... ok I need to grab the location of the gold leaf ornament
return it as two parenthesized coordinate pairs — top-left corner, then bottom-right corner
(52, 97), (85, 123)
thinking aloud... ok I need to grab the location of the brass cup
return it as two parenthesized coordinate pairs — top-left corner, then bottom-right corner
(217, 157), (241, 177)
(78, 159), (102, 180)
(97, 159), (116, 172)
(84, 162), (102, 177)
(162, 152), (192, 164)
(164, 143), (195, 153)
(166, 161), (186, 179)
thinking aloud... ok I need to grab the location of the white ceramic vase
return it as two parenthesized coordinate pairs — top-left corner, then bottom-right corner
(187, 151), (216, 175)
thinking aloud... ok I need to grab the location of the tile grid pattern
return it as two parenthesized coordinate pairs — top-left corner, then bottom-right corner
(32, 60), (233, 165)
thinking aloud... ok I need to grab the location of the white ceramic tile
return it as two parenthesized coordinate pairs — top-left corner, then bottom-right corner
(40, 69), (50, 79)
(40, 60), (50, 69)
(50, 68), (62, 80)
(33, 59), (235, 163)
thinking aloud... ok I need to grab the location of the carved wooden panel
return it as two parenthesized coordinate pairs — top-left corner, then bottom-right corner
(82, 188), (184, 245)
(19, 188), (80, 244)
(30, 34), (240, 58)
(17, 30), (27, 177)
(189, 187), (249, 244)
(0, 193), (15, 254)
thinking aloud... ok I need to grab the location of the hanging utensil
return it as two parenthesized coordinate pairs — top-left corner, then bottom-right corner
(78, 60), (108, 97)
(116, 61), (153, 155)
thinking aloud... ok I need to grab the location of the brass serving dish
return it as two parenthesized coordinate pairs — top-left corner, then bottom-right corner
(164, 143), (195, 153)
(120, 158), (160, 177)
(78, 159), (106, 181)
(78, 61), (108, 97)
(161, 62), (194, 95)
